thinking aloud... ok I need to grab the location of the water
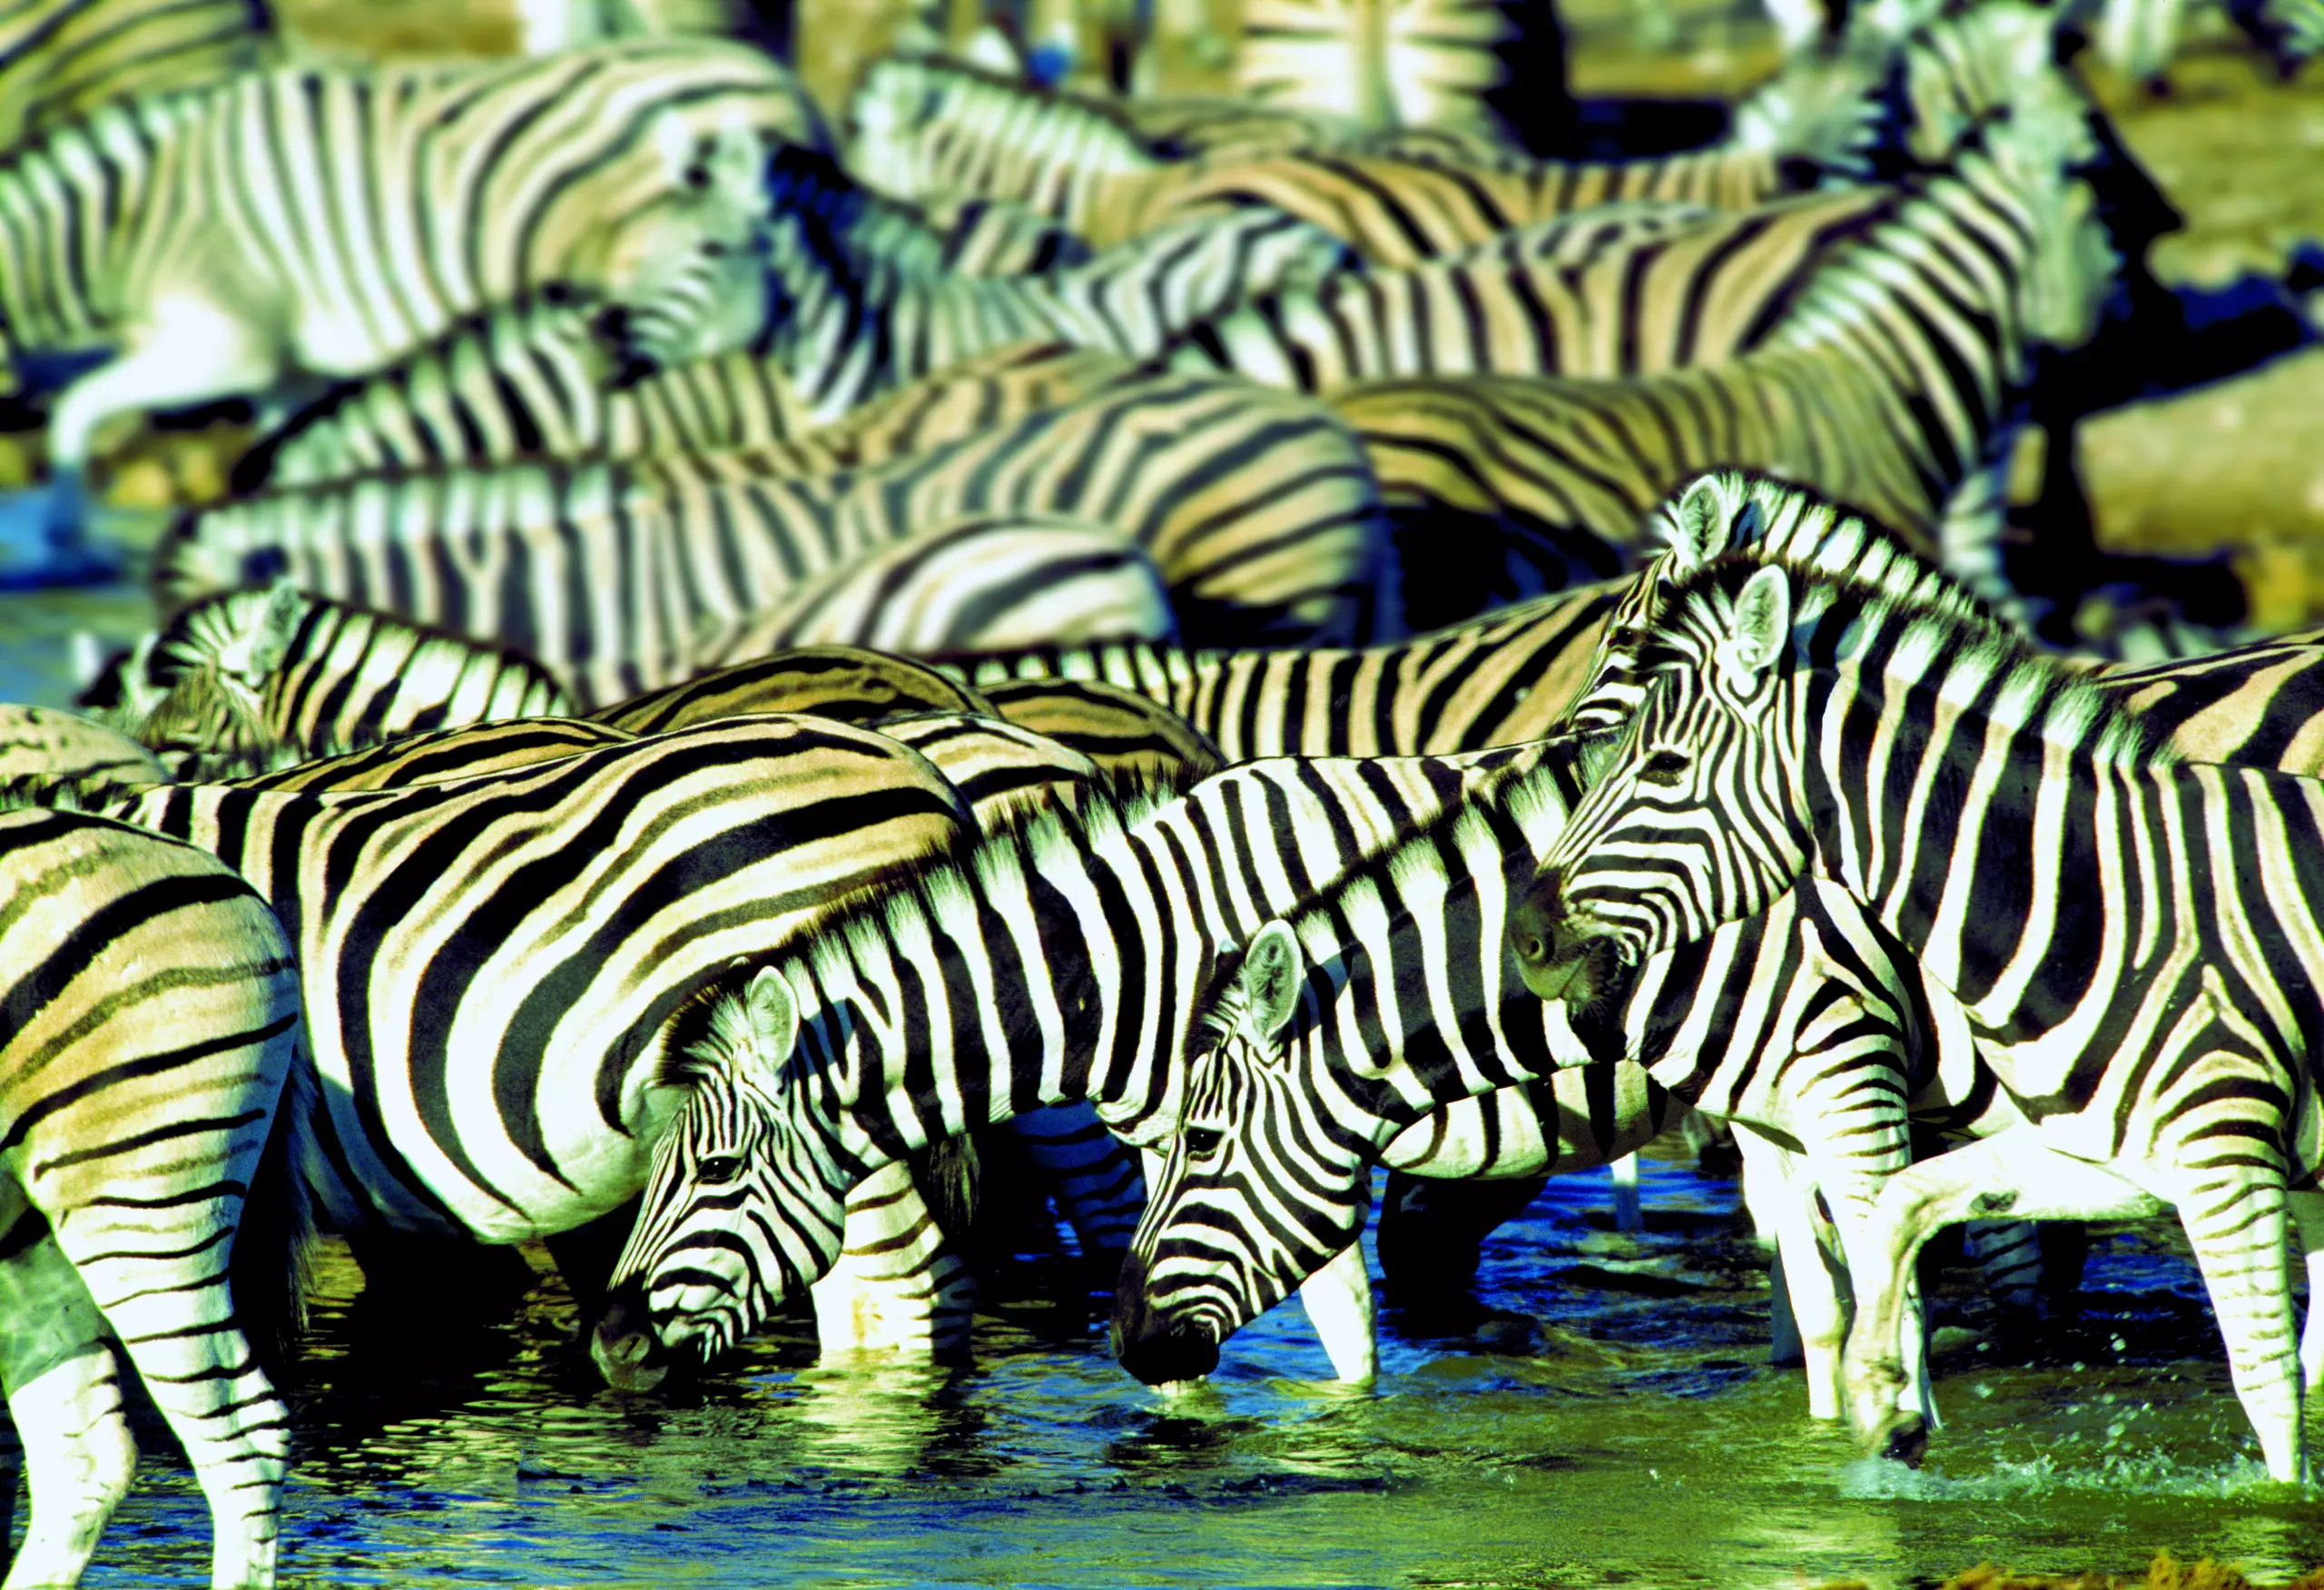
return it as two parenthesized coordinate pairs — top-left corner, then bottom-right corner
(16, 1153), (2319, 1590)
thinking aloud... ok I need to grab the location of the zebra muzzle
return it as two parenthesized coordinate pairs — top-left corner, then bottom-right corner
(1508, 874), (1614, 1006)
(589, 1285), (675, 1393)
(1109, 1251), (1222, 1386)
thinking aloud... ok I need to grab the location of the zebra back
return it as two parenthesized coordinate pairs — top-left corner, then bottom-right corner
(591, 647), (999, 735)
(0, 703), (170, 783)
(0, 0), (270, 149)
(691, 514), (1178, 666)
(844, 54), (1158, 225)
(1165, 181), (1903, 391)
(874, 710), (1102, 824)
(224, 716), (637, 793)
(234, 293), (812, 489)
(944, 580), (1627, 758)
(978, 676), (1226, 785)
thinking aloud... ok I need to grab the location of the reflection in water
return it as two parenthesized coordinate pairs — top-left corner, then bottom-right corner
(15, 1155), (2320, 1589)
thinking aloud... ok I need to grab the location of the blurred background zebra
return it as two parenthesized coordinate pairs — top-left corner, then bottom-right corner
(0, 0), (2319, 1575)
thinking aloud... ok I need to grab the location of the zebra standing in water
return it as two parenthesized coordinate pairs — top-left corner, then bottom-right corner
(588, 749), (1689, 1388)
(1513, 558), (2324, 1482)
(14, 719), (973, 1303)
(1107, 471), (2324, 1423)
(0, 35), (815, 551)
(0, 804), (313, 1589)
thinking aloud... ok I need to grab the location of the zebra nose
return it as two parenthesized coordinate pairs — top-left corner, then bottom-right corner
(589, 1285), (672, 1393)
(1507, 877), (1569, 999)
(1108, 1250), (1221, 1386)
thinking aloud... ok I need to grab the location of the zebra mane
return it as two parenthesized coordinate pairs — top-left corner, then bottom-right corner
(1189, 746), (1589, 1049)
(0, 772), (149, 815)
(1652, 470), (1995, 628)
(1654, 557), (2180, 768)
(656, 761), (1206, 1081)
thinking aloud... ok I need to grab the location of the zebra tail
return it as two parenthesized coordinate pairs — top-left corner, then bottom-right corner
(909, 1132), (983, 1249)
(231, 1053), (320, 1377)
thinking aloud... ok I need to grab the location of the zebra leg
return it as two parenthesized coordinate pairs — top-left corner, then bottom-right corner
(2171, 1164), (2304, 1482)
(1733, 1131), (1849, 1417)
(1840, 1134), (2164, 1467)
(807, 1162), (976, 1361)
(2294, 1189), (2324, 1393)
(0, 1215), (136, 1590)
(1295, 1242), (1377, 1384)
(41, 1193), (291, 1587)
(1003, 1103), (1146, 1275)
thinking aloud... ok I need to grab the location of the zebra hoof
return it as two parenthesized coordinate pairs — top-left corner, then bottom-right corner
(1880, 1415), (1929, 1469)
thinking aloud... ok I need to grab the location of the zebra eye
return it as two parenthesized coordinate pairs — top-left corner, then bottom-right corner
(1184, 1127), (1225, 1161)
(697, 1153), (744, 1185)
(1640, 749), (1691, 785)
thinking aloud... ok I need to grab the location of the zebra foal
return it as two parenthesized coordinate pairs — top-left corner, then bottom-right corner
(1515, 558), (2324, 1482)
(0, 804), (312, 1589)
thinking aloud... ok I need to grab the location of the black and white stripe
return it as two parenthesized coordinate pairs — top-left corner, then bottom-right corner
(0, 802), (310, 1587)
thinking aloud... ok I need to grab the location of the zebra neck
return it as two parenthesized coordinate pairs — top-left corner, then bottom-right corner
(779, 808), (1242, 1166)
(1794, 625), (2162, 1039)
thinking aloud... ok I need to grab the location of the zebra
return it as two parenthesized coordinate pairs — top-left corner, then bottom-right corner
(82, 583), (576, 780)
(1512, 558), (2324, 1482)
(229, 291), (809, 491)
(0, 802), (312, 1589)
(976, 676), (1226, 784)
(945, 578), (1631, 757)
(222, 716), (638, 793)
(1103, 744), (2031, 1421)
(594, 646), (1000, 735)
(693, 514), (1179, 665)
(1229, 0), (1572, 150)
(0, 703), (169, 784)
(0, 36), (815, 543)
(754, 143), (1353, 420)
(588, 744), (1694, 1386)
(15, 718), (976, 1323)
(0, 0), (270, 153)
(156, 369), (1399, 696)
(1099, 41), (1896, 261)
(842, 53), (1161, 226)
(1324, 102), (2121, 614)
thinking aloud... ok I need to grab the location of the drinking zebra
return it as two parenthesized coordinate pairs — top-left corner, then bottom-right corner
(12, 719), (975, 1325)
(1512, 558), (2324, 1482)
(0, 802), (313, 1588)
(590, 748), (1689, 1386)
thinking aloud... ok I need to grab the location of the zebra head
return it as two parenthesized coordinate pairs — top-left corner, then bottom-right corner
(1513, 560), (1811, 1007)
(593, 966), (855, 1392)
(133, 582), (310, 759)
(1569, 472), (1994, 742)
(1112, 919), (1377, 1386)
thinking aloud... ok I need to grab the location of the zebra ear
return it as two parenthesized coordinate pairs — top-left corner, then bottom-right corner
(1717, 564), (1792, 688)
(742, 968), (801, 1078)
(1664, 476), (1730, 574)
(1239, 920), (1305, 1047)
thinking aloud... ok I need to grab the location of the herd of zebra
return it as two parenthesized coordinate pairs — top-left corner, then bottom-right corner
(0, 0), (2322, 1582)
